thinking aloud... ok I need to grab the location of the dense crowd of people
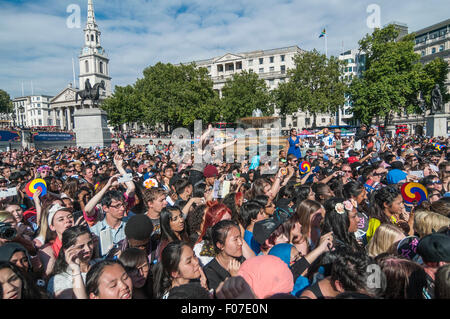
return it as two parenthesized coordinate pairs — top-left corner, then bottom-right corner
(0, 123), (449, 300)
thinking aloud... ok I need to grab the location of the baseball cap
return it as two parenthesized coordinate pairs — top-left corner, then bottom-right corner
(417, 233), (450, 263)
(386, 169), (408, 185)
(203, 165), (218, 178)
(253, 217), (283, 246)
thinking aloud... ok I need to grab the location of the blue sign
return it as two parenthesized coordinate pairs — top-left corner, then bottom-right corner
(32, 132), (75, 141)
(0, 130), (21, 142)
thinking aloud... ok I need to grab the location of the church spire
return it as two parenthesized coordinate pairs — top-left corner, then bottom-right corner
(87, 0), (98, 30)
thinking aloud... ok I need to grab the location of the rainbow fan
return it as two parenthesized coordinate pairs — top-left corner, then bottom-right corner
(25, 179), (47, 198)
(299, 161), (311, 174)
(401, 182), (428, 205)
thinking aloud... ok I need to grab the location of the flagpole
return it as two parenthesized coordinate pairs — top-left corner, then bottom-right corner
(325, 33), (328, 58)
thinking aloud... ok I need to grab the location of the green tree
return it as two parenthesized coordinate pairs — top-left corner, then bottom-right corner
(220, 70), (273, 122)
(134, 62), (219, 129)
(347, 24), (426, 125)
(0, 89), (13, 114)
(274, 49), (347, 127)
(101, 85), (142, 128)
(420, 57), (450, 109)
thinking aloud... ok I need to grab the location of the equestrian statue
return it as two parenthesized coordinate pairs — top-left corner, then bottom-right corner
(75, 79), (106, 108)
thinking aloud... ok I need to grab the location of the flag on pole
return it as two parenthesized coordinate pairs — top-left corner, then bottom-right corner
(319, 28), (326, 38)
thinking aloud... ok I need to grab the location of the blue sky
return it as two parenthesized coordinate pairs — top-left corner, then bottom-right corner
(1, 0), (449, 98)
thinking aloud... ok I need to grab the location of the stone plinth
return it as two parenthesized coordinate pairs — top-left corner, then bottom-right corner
(74, 108), (111, 148)
(426, 113), (448, 138)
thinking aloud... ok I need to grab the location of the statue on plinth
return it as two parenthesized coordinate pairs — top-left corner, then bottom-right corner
(430, 84), (443, 115)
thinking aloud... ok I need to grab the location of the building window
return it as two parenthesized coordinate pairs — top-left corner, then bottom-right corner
(48, 119), (52, 126)
(269, 66), (275, 72)
(249, 68), (253, 73)
(270, 56), (274, 63)
(421, 50), (426, 56)
(39, 119), (42, 126)
(321, 118), (326, 123)
(268, 79), (274, 86)
(100, 62), (103, 74)
(96, 35), (98, 43)
(226, 63), (234, 71)
(280, 65), (286, 74)
(207, 65), (211, 73)
(248, 59), (253, 66)
(236, 61), (242, 70)
(217, 65), (223, 72)
(91, 35), (94, 42)
(85, 61), (89, 73)
(259, 58), (264, 65)
(305, 118), (310, 126)
(87, 35), (89, 42)
(259, 68), (264, 73)
(281, 55), (285, 62)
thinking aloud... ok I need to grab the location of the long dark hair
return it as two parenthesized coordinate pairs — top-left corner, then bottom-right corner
(52, 225), (93, 276)
(322, 198), (362, 251)
(222, 192), (243, 227)
(0, 262), (41, 299)
(343, 181), (365, 200)
(186, 204), (206, 246)
(211, 220), (241, 255)
(368, 186), (400, 224)
(152, 240), (189, 299)
(160, 207), (189, 243)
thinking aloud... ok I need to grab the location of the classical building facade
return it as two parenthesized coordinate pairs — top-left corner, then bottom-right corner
(187, 46), (335, 130)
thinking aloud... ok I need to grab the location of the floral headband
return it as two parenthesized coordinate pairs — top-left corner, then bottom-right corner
(335, 199), (358, 215)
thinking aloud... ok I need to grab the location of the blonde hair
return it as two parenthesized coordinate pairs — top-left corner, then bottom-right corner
(414, 210), (450, 238)
(366, 224), (404, 258)
(0, 211), (14, 223)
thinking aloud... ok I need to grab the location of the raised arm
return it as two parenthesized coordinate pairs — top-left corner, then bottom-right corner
(114, 154), (135, 197)
(84, 174), (119, 217)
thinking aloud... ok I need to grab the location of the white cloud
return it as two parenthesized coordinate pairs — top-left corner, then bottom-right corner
(1, 0), (449, 98)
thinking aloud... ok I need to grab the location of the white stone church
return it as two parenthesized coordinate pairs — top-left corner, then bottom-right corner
(49, 0), (111, 130)
(12, 0), (111, 131)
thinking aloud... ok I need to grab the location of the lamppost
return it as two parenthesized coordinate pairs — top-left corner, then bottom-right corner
(18, 106), (24, 127)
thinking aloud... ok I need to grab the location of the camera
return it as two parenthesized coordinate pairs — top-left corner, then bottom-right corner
(0, 222), (17, 240)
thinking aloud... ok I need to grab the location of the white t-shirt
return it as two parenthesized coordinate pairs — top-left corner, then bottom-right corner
(146, 144), (156, 155)
(47, 270), (88, 299)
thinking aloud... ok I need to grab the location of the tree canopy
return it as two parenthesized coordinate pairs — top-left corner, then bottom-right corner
(0, 89), (13, 114)
(220, 70), (273, 122)
(274, 49), (347, 127)
(347, 24), (448, 125)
